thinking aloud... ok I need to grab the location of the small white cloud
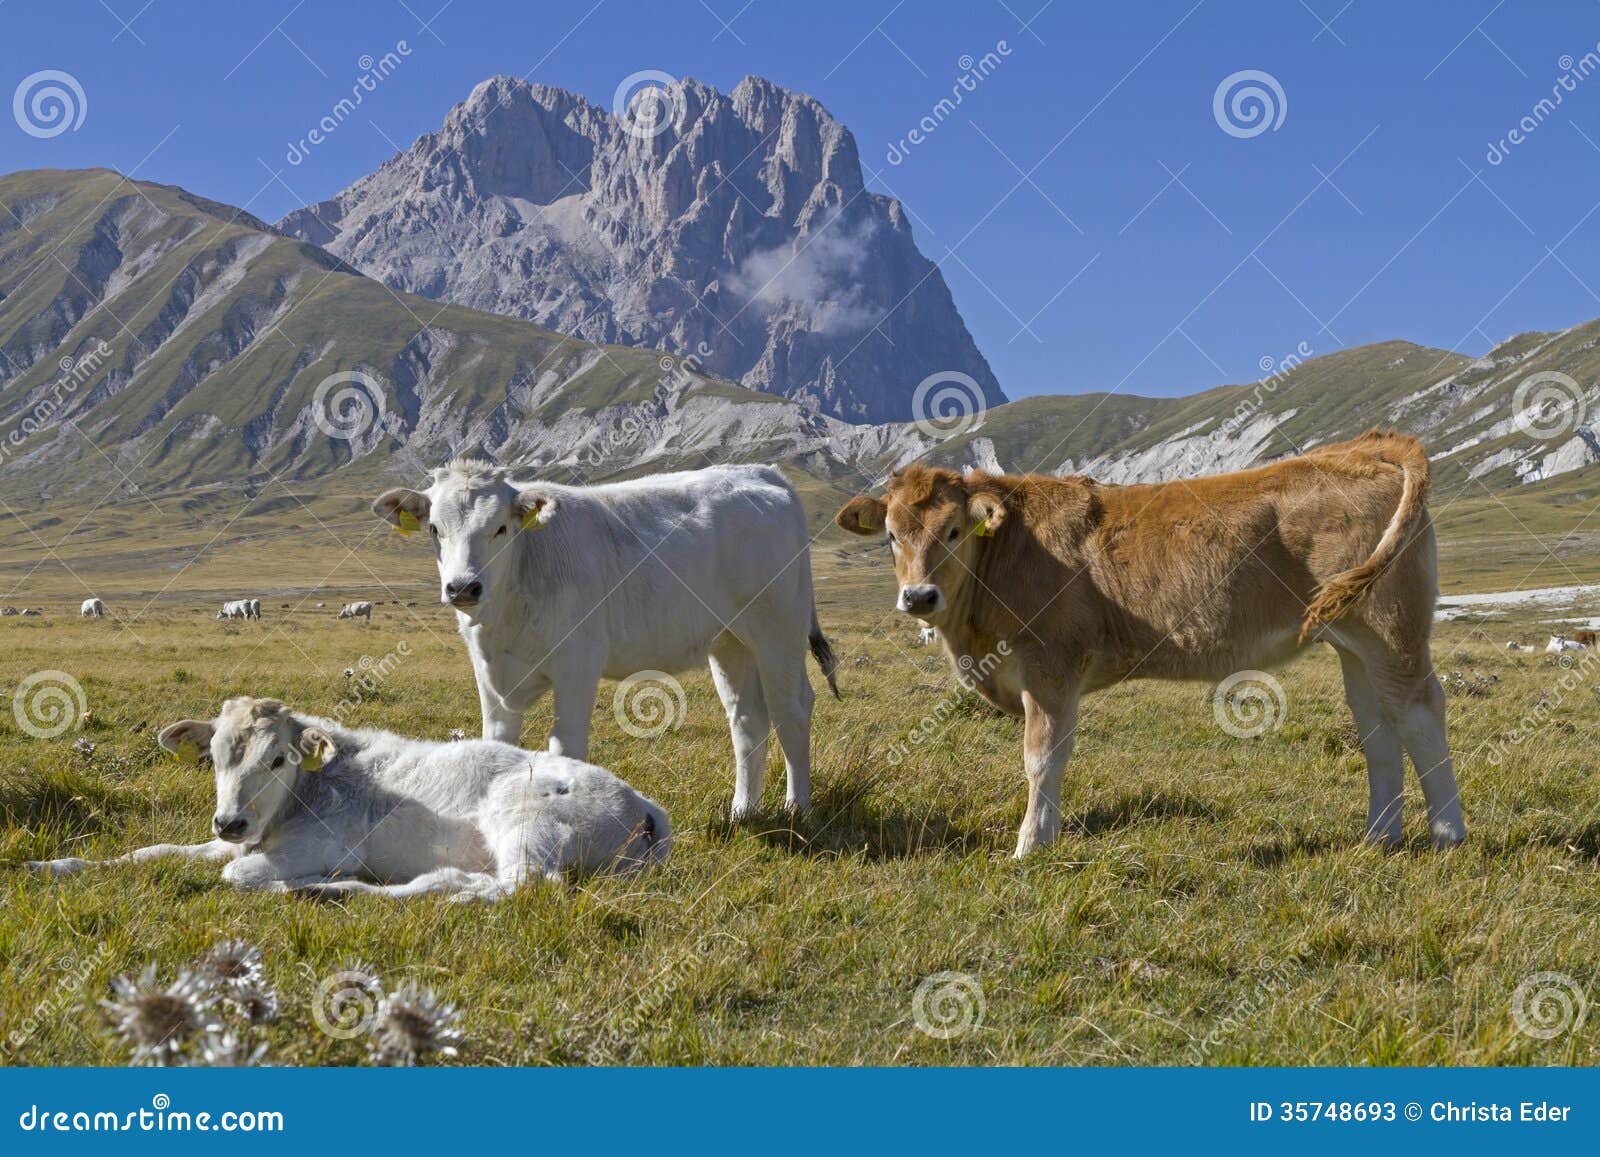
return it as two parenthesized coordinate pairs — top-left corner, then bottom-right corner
(726, 214), (881, 335)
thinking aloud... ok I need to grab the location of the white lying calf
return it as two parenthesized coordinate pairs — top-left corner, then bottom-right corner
(27, 696), (670, 901)
(336, 600), (373, 620)
(1546, 635), (1586, 653)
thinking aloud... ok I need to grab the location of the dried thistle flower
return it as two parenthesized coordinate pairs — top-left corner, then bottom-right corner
(101, 965), (220, 1066)
(199, 940), (264, 990)
(196, 1030), (269, 1067)
(368, 982), (462, 1067)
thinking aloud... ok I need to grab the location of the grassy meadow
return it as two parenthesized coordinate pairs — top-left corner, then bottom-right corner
(1, 493), (1599, 1066)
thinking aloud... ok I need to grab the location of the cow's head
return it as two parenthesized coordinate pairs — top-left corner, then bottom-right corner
(372, 460), (555, 618)
(158, 697), (336, 847)
(835, 465), (1007, 621)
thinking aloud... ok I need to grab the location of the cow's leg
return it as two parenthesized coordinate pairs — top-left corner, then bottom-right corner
(27, 839), (235, 878)
(1385, 671), (1466, 849)
(709, 636), (771, 818)
(548, 664), (598, 761)
(1336, 649), (1406, 848)
(293, 868), (498, 901)
(476, 672), (528, 744)
(1015, 685), (1079, 857)
(751, 639), (815, 812)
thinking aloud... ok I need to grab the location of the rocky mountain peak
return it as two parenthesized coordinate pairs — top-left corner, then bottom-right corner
(278, 73), (1005, 423)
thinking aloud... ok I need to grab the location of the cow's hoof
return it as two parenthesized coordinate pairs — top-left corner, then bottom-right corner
(291, 883), (349, 902)
(1430, 823), (1467, 851)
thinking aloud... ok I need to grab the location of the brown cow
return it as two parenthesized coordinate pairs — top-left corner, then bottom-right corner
(836, 431), (1465, 856)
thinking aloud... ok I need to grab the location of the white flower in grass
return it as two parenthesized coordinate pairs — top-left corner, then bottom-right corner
(101, 965), (221, 1066)
(368, 981), (463, 1066)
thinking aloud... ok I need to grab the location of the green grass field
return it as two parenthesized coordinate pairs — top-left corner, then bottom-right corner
(3, 512), (1599, 1068)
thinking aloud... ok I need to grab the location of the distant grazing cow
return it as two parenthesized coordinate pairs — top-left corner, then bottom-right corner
(80, 598), (105, 618)
(1546, 635), (1586, 654)
(26, 696), (670, 899)
(0, 607), (16, 617)
(248, 598), (261, 620)
(336, 601), (373, 620)
(837, 431), (1466, 855)
(19, 608), (40, 616)
(373, 460), (838, 817)
(915, 626), (938, 646)
(217, 600), (249, 620)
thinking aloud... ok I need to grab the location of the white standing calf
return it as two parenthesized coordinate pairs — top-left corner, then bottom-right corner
(80, 598), (105, 618)
(26, 697), (669, 900)
(336, 600), (373, 620)
(217, 600), (248, 620)
(248, 598), (261, 620)
(915, 626), (938, 646)
(373, 460), (838, 817)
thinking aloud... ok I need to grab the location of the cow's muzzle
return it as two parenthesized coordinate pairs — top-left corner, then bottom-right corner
(897, 584), (944, 617)
(444, 578), (483, 608)
(213, 814), (250, 842)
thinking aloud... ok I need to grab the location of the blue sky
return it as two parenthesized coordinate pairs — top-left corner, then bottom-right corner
(4, 0), (1600, 402)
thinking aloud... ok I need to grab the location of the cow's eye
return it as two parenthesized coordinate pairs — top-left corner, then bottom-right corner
(429, 523), (439, 537)
(271, 755), (285, 769)
(947, 527), (959, 542)
(495, 525), (508, 537)
(887, 531), (897, 544)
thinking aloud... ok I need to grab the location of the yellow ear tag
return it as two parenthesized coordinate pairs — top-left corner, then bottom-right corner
(301, 749), (323, 772)
(521, 506), (543, 531)
(176, 738), (201, 764)
(395, 509), (420, 537)
(975, 517), (993, 537)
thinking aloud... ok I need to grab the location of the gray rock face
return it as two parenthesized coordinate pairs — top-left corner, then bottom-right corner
(277, 74), (1006, 424)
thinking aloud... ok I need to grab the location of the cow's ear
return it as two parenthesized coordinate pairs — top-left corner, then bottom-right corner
(968, 492), (1006, 536)
(158, 719), (214, 763)
(295, 727), (336, 773)
(372, 488), (430, 536)
(514, 489), (556, 533)
(836, 496), (887, 536)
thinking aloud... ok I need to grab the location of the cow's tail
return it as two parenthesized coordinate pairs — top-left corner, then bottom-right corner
(1299, 434), (1430, 643)
(638, 801), (673, 868)
(809, 605), (841, 699)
